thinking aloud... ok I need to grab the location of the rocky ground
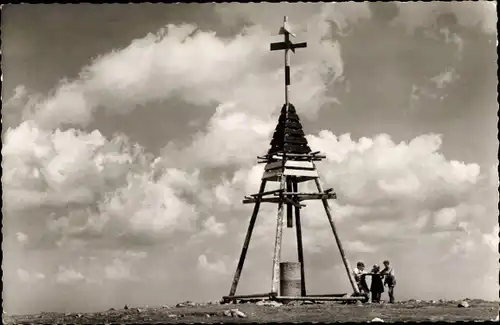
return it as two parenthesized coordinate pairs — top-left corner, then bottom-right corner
(4, 299), (499, 324)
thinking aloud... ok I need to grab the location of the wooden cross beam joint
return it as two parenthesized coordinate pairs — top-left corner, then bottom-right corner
(242, 196), (307, 208)
(270, 41), (307, 53)
(275, 191), (337, 201)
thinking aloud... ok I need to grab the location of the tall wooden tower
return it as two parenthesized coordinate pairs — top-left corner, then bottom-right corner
(222, 17), (362, 303)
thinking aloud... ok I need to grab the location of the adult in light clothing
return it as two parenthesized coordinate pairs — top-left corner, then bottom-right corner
(381, 260), (396, 303)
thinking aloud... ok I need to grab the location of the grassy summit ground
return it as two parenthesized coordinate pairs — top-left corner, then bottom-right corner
(4, 299), (498, 324)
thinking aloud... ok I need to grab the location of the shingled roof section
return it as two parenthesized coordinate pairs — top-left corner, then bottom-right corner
(267, 103), (312, 156)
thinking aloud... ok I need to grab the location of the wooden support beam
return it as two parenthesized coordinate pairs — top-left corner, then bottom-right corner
(228, 180), (267, 297)
(280, 190), (334, 196)
(306, 293), (348, 297)
(275, 152), (326, 159)
(274, 192), (337, 201)
(243, 198), (281, 204)
(271, 176), (287, 295)
(313, 176), (360, 295)
(284, 196), (305, 209)
(286, 178), (293, 228)
(243, 196), (282, 204)
(222, 293), (272, 300)
(276, 296), (364, 301)
(258, 152), (326, 160)
(293, 180), (306, 297)
(243, 196), (306, 207)
(258, 156), (324, 163)
(250, 189), (284, 197)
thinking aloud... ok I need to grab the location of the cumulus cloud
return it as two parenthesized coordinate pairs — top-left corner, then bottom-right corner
(12, 8), (344, 130)
(393, 1), (497, 35)
(16, 232), (29, 245)
(431, 68), (459, 89)
(17, 268), (45, 284)
(56, 266), (85, 284)
(198, 254), (228, 275)
(198, 129), (495, 280)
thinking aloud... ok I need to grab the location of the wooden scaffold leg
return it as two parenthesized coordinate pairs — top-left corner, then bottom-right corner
(270, 175), (287, 297)
(293, 178), (306, 296)
(313, 177), (360, 295)
(286, 178), (294, 228)
(228, 180), (268, 298)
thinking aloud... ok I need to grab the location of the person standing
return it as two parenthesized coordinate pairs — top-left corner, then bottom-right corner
(353, 262), (370, 297)
(369, 264), (384, 303)
(381, 260), (396, 303)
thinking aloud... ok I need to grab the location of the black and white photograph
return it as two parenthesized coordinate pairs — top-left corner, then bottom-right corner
(1, 2), (498, 323)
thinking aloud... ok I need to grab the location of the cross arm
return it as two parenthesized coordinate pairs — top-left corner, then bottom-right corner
(270, 41), (308, 53)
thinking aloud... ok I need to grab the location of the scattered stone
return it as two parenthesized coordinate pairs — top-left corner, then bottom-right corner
(223, 309), (247, 318)
(231, 309), (247, 318)
(124, 305), (129, 310)
(176, 301), (196, 307)
(161, 304), (170, 309)
(167, 314), (178, 318)
(415, 300), (422, 303)
(256, 300), (282, 307)
(109, 308), (116, 311)
(370, 317), (385, 322)
(206, 314), (211, 318)
(302, 300), (314, 305)
(355, 301), (364, 306)
(458, 301), (470, 308)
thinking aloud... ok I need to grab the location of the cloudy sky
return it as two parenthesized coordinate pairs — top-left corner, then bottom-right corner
(1, 2), (498, 314)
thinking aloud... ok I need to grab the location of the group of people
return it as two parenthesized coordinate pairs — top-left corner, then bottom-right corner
(353, 260), (396, 303)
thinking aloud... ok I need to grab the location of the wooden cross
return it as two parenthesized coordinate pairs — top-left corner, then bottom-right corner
(270, 16), (307, 107)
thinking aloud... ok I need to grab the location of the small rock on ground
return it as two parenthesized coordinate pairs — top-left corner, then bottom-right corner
(176, 301), (196, 307)
(256, 300), (282, 307)
(458, 301), (470, 308)
(223, 309), (247, 318)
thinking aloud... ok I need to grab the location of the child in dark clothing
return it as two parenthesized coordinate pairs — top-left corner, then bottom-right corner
(369, 264), (384, 303)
